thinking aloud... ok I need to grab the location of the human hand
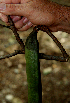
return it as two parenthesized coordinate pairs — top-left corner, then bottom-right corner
(0, 0), (58, 31)
(0, 0), (70, 33)
(0, 0), (34, 31)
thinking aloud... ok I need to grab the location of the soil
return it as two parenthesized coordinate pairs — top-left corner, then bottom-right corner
(0, 0), (70, 103)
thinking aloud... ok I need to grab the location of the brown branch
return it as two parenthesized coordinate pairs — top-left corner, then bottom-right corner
(39, 53), (70, 62)
(0, 15), (25, 60)
(0, 24), (10, 29)
(34, 25), (69, 61)
(0, 50), (24, 60)
(7, 15), (25, 51)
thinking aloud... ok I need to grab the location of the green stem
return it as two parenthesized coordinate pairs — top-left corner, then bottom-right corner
(25, 29), (42, 103)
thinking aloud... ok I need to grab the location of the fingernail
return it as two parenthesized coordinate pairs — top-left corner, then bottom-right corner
(12, 16), (20, 22)
(28, 21), (33, 26)
(0, 3), (6, 10)
(23, 18), (28, 23)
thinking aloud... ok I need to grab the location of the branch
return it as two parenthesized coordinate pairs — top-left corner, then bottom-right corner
(0, 50), (24, 60)
(7, 15), (25, 51)
(0, 15), (25, 60)
(0, 24), (10, 29)
(34, 25), (69, 61)
(39, 53), (70, 62)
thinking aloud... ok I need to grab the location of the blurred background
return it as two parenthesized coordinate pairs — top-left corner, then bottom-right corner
(0, 0), (70, 103)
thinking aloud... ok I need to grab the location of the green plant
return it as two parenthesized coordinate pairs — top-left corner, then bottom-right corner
(25, 29), (42, 103)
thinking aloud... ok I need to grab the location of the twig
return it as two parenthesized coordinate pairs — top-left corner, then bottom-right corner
(7, 15), (25, 51)
(0, 50), (24, 60)
(34, 25), (69, 62)
(0, 15), (25, 60)
(0, 24), (10, 29)
(39, 53), (69, 62)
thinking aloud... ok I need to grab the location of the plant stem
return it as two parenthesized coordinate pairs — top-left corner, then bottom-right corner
(25, 29), (42, 103)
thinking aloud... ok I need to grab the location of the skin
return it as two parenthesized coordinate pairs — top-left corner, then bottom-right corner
(0, 0), (70, 33)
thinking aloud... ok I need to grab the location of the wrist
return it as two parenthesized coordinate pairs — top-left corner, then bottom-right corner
(62, 6), (70, 24)
(53, 3), (70, 32)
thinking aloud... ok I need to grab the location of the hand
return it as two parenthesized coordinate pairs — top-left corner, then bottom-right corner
(0, 0), (34, 31)
(0, 0), (70, 33)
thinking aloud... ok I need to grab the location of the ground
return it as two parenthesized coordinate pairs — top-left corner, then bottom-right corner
(0, 0), (70, 103)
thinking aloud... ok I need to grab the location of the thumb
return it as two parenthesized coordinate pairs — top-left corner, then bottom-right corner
(0, 3), (31, 17)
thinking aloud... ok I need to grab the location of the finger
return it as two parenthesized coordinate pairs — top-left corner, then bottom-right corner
(18, 21), (33, 31)
(0, 13), (8, 22)
(0, 3), (32, 17)
(14, 17), (29, 29)
(11, 16), (21, 22)
(0, 0), (30, 3)
(0, 0), (20, 4)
